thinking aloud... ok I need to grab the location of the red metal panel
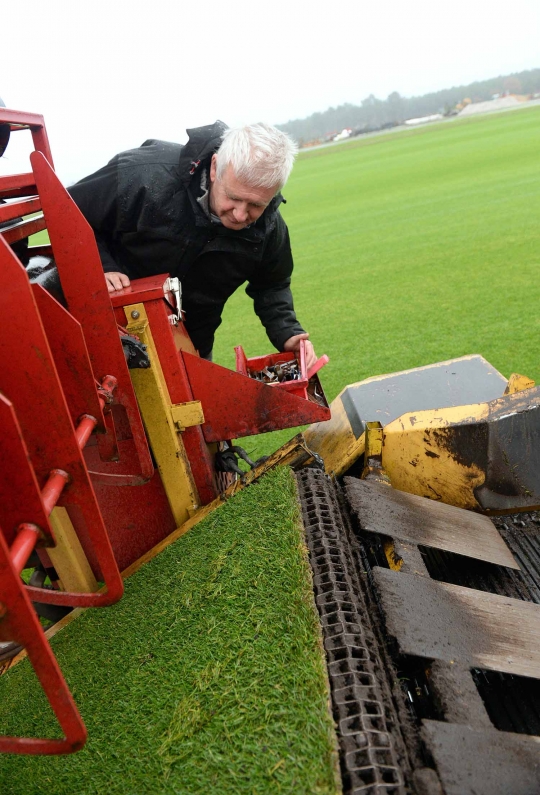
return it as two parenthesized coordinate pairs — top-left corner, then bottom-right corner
(0, 529), (86, 754)
(1, 215), (46, 244)
(31, 151), (153, 485)
(0, 108), (47, 128)
(0, 237), (123, 607)
(0, 197), (41, 223)
(32, 284), (106, 433)
(183, 352), (331, 442)
(28, 244), (53, 257)
(0, 108), (54, 167)
(0, 394), (52, 548)
(109, 274), (172, 307)
(86, 452), (178, 572)
(0, 175), (37, 200)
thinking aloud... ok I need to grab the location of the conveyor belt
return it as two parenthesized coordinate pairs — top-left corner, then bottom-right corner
(298, 471), (540, 795)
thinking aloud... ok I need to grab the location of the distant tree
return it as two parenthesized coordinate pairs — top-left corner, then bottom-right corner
(276, 68), (540, 145)
(503, 76), (523, 95)
(387, 91), (404, 122)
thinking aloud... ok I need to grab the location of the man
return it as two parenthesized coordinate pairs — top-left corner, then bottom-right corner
(68, 122), (316, 367)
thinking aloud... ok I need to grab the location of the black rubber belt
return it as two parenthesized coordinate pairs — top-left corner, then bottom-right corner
(296, 468), (409, 795)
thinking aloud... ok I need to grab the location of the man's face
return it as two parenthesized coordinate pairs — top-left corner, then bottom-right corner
(209, 154), (277, 230)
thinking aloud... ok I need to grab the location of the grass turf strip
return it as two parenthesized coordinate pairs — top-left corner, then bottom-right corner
(0, 468), (340, 795)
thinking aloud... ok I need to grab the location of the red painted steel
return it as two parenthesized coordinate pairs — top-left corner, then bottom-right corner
(0, 237), (123, 607)
(0, 529), (87, 754)
(0, 108), (54, 167)
(41, 470), (70, 515)
(32, 285), (107, 434)
(0, 196), (41, 223)
(236, 342), (309, 398)
(0, 395), (53, 548)
(75, 415), (98, 449)
(307, 355), (330, 380)
(1, 215), (46, 244)
(10, 524), (41, 574)
(0, 173), (37, 199)
(183, 351), (331, 442)
(31, 151), (153, 485)
(28, 244), (53, 257)
(109, 274), (171, 307)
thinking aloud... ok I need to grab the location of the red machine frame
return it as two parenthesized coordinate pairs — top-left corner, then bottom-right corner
(0, 105), (330, 753)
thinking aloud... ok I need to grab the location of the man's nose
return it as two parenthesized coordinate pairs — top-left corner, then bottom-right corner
(233, 204), (249, 223)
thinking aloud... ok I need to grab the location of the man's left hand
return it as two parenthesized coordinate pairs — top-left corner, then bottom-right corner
(283, 333), (318, 370)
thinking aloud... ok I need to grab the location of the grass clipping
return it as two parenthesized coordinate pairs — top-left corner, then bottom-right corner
(0, 467), (340, 795)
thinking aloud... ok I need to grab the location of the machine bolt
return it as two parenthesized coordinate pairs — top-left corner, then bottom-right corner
(131, 310), (140, 319)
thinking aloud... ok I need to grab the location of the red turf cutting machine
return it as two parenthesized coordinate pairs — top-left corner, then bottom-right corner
(0, 107), (330, 754)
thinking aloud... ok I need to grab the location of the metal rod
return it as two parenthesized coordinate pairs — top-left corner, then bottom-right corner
(41, 469), (70, 515)
(74, 414), (98, 449)
(10, 524), (41, 574)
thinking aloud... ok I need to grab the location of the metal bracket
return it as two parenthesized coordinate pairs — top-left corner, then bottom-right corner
(163, 277), (182, 325)
(170, 401), (205, 432)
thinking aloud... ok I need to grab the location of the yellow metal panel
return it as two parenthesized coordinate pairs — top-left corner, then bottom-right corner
(125, 303), (200, 525)
(505, 373), (535, 394)
(304, 396), (364, 477)
(382, 403), (489, 510)
(47, 507), (99, 593)
(170, 401), (204, 431)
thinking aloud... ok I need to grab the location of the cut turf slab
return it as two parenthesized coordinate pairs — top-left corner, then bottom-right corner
(0, 468), (341, 795)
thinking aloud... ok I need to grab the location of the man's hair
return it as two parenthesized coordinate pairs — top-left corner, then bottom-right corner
(215, 123), (298, 191)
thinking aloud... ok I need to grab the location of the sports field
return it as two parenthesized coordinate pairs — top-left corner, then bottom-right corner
(214, 106), (540, 457)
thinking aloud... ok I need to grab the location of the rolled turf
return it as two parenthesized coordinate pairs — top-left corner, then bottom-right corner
(0, 468), (340, 795)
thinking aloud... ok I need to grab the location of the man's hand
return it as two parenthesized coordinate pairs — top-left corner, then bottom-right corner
(283, 333), (318, 370)
(105, 272), (131, 293)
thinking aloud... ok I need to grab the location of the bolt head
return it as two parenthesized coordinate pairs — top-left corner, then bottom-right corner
(131, 310), (140, 319)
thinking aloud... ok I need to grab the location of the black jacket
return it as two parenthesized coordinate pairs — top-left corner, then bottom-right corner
(68, 122), (304, 357)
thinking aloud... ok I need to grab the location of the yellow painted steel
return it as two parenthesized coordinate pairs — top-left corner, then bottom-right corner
(364, 421), (383, 459)
(382, 402), (488, 510)
(170, 401), (205, 432)
(505, 373), (535, 394)
(304, 398), (364, 477)
(383, 539), (403, 571)
(47, 507), (99, 593)
(125, 303), (201, 524)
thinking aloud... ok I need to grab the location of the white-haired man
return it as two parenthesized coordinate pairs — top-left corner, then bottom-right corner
(69, 122), (316, 367)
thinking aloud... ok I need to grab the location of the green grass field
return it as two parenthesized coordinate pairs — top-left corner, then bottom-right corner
(0, 469), (340, 795)
(213, 107), (540, 457)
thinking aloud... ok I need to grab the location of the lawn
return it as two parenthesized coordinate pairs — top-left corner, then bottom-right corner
(0, 468), (340, 795)
(213, 107), (540, 457)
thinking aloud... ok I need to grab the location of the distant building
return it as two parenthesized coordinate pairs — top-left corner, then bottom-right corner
(404, 113), (444, 126)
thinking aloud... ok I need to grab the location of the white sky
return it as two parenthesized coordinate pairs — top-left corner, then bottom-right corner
(2, 0), (539, 184)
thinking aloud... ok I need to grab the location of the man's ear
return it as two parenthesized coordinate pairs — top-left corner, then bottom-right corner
(209, 154), (217, 183)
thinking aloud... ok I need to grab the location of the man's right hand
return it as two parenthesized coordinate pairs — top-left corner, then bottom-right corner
(105, 272), (131, 293)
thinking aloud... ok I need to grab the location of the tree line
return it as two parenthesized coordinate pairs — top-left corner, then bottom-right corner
(277, 68), (540, 145)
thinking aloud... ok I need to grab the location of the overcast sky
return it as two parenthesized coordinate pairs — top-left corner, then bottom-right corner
(2, 0), (539, 184)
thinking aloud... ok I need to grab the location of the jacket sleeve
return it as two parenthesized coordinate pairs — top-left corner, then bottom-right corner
(245, 217), (305, 351)
(68, 159), (124, 274)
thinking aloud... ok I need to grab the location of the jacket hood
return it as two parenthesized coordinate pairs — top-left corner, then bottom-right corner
(179, 120), (228, 185)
